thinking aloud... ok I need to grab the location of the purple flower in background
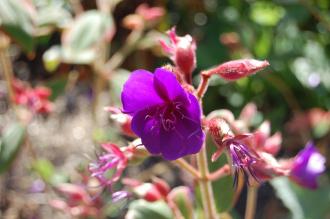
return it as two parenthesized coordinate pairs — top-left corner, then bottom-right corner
(212, 134), (259, 186)
(227, 136), (259, 186)
(290, 142), (326, 189)
(121, 68), (204, 160)
(89, 143), (127, 187)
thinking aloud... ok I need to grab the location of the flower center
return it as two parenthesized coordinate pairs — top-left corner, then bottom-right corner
(160, 102), (182, 131)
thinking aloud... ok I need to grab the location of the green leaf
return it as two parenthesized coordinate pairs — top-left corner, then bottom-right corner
(0, 123), (26, 174)
(32, 159), (55, 183)
(61, 10), (115, 64)
(271, 177), (330, 219)
(42, 45), (61, 72)
(250, 2), (285, 27)
(109, 69), (130, 105)
(254, 29), (272, 58)
(35, 2), (71, 28)
(0, 0), (35, 52)
(126, 200), (173, 219)
(168, 186), (194, 219)
(206, 134), (235, 212)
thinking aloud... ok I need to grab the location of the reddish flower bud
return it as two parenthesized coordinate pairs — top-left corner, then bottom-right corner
(151, 177), (170, 197)
(105, 106), (136, 137)
(204, 59), (269, 80)
(134, 183), (163, 202)
(160, 27), (196, 83)
(136, 4), (164, 22)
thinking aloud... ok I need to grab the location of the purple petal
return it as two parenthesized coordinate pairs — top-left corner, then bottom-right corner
(160, 114), (204, 160)
(131, 109), (161, 154)
(290, 142), (326, 189)
(153, 68), (188, 102)
(184, 93), (202, 122)
(121, 69), (163, 115)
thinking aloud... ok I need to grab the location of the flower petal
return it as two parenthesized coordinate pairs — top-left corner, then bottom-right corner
(153, 68), (188, 102)
(290, 142), (326, 189)
(121, 69), (163, 115)
(184, 93), (202, 123)
(131, 109), (161, 155)
(160, 114), (204, 160)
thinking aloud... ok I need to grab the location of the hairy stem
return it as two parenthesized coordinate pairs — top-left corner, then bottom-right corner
(196, 143), (219, 219)
(208, 164), (230, 181)
(244, 186), (258, 219)
(173, 158), (201, 179)
(196, 72), (210, 99)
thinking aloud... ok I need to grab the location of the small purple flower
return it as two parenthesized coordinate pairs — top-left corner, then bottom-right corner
(212, 134), (259, 186)
(121, 68), (204, 160)
(290, 142), (326, 189)
(89, 143), (127, 187)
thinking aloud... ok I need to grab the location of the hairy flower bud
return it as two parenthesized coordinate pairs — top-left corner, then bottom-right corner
(204, 59), (269, 80)
(160, 28), (196, 83)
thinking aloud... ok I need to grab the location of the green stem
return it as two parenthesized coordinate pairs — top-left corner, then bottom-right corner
(196, 143), (219, 219)
(174, 158), (201, 180)
(104, 30), (142, 73)
(0, 34), (16, 107)
(244, 186), (258, 219)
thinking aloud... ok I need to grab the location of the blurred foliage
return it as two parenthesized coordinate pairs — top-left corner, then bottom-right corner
(0, 122), (25, 174)
(0, 0), (329, 218)
(126, 200), (173, 219)
(271, 177), (330, 219)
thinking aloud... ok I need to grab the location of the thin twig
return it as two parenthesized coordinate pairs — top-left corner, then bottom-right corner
(244, 186), (258, 219)
(196, 72), (210, 99)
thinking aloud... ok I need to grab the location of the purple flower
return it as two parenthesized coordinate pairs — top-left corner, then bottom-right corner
(212, 134), (259, 186)
(290, 142), (326, 189)
(89, 143), (127, 187)
(121, 68), (204, 160)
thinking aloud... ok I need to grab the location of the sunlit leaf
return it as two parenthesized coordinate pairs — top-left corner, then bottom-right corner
(250, 2), (285, 26)
(32, 159), (55, 183)
(0, 0), (35, 52)
(43, 45), (61, 72)
(61, 10), (115, 64)
(35, 2), (71, 29)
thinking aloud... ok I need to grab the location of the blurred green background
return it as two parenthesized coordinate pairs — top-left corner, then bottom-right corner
(0, 0), (329, 218)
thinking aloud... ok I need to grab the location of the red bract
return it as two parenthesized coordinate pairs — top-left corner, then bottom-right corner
(160, 28), (197, 83)
(12, 79), (53, 114)
(204, 59), (269, 80)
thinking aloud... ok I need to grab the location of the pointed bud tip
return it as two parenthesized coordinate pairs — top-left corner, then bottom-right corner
(206, 59), (270, 80)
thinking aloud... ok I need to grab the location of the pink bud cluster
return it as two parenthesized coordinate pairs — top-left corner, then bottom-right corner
(12, 79), (53, 114)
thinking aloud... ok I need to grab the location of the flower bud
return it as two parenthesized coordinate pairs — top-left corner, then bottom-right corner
(105, 106), (136, 137)
(160, 27), (196, 83)
(204, 59), (269, 80)
(134, 183), (163, 202)
(151, 177), (170, 197)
